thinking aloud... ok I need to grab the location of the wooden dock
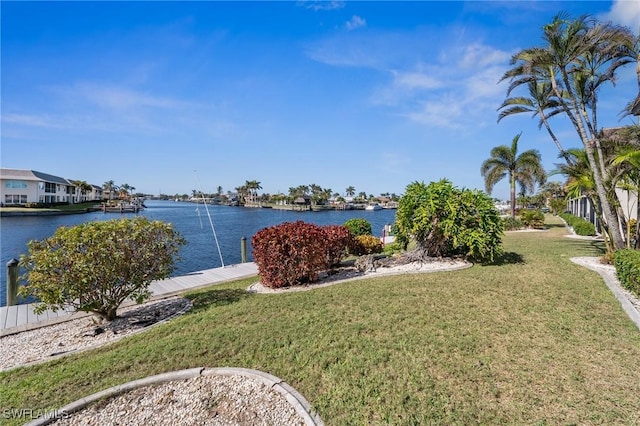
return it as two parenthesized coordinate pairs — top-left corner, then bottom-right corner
(0, 262), (258, 336)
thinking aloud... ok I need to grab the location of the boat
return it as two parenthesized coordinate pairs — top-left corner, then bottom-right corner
(365, 203), (383, 211)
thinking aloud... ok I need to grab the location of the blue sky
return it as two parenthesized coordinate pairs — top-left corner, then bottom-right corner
(2, 1), (639, 200)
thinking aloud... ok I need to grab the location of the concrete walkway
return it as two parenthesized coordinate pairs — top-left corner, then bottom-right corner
(0, 262), (258, 336)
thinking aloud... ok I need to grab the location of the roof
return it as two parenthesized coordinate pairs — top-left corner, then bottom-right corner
(0, 168), (69, 185)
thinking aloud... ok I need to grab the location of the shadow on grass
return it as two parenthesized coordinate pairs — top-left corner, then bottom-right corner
(556, 237), (607, 257)
(484, 251), (526, 266)
(185, 288), (253, 312)
(545, 222), (568, 229)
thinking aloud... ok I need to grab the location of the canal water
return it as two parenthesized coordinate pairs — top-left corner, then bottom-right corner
(0, 200), (396, 306)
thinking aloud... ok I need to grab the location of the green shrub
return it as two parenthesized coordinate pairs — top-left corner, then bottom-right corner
(343, 218), (372, 237)
(18, 217), (186, 322)
(395, 179), (503, 263)
(383, 241), (403, 255)
(350, 234), (383, 256)
(502, 216), (524, 231)
(519, 209), (545, 229)
(614, 249), (640, 297)
(559, 213), (596, 236)
(572, 220), (596, 236)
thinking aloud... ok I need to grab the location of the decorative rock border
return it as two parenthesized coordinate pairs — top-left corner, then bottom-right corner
(0, 297), (193, 372)
(26, 367), (324, 426)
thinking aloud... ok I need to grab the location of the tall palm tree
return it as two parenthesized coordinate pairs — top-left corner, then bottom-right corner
(70, 180), (92, 203)
(481, 133), (546, 217)
(498, 80), (572, 164)
(103, 180), (117, 201)
(345, 186), (356, 197)
(119, 183), (131, 200)
(499, 13), (635, 249)
(244, 180), (262, 204)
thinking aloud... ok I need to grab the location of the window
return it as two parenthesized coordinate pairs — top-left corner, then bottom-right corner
(4, 180), (27, 189)
(44, 182), (56, 193)
(4, 194), (27, 204)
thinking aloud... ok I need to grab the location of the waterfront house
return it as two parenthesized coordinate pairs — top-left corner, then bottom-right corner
(0, 168), (103, 205)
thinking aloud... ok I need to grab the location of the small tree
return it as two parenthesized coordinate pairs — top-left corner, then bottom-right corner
(18, 217), (186, 322)
(395, 179), (503, 263)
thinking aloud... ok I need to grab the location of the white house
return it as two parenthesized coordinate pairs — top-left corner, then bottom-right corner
(1, 168), (74, 205)
(89, 184), (104, 201)
(567, 188), (638, 233)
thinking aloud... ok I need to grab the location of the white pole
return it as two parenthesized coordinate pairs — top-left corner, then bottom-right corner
(195, 170), (225, 268)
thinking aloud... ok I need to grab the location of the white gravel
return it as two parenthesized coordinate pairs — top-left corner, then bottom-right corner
(0, 297), (191, 371)
(51, 374), (308, 426)
(248, 258), (472, 294)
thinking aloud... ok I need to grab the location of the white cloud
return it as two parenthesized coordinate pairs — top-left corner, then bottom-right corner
(297, 0), (345, 12)
(601, 0), (640, 29)
(405, 97), (464, 129)
(2, 113), (64, 128)
(307, 26), (513, 129)
(345, 15), (366, 31)
(457, 43), (511, 70)
(371, 69), (442, 106)
(394, 70), (441, 90)
(64, 83), (185, 111)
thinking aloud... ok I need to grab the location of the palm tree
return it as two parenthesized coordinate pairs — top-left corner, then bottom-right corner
(119, 183), (131, 200)
(70, 180), (92, 203)
(499, 13), (635, 249)
(345, 186), (356, 197)
(103, 180), (117, 201)
(498, 80), (572, 164)
(244, 180), (262, 204)
(481, 133), (546, 217)
(551, 148), (618, 254)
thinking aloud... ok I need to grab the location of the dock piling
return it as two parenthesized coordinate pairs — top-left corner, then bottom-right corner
(6, 258), (19, 306)
(241, 237), (247, 263)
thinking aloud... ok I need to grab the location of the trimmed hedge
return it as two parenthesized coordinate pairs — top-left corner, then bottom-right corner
(559, 212), (596, 236)
(614, 249), (640, 297)
(252, 221), (351, 288)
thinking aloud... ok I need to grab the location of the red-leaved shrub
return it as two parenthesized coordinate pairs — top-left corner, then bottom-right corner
(323, 225), (352, 267)
(252, 221), (352, 288)
(252, 221), (327, 288)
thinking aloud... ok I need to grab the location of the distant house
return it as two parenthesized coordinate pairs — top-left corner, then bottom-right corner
(0, 168), (73, 205)
(293, 196), (311, 205)
(0, 168), (105, 205)
(89, 184), (104, 202)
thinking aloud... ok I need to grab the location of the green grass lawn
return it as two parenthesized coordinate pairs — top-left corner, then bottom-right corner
(2, 215), (639, 424)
